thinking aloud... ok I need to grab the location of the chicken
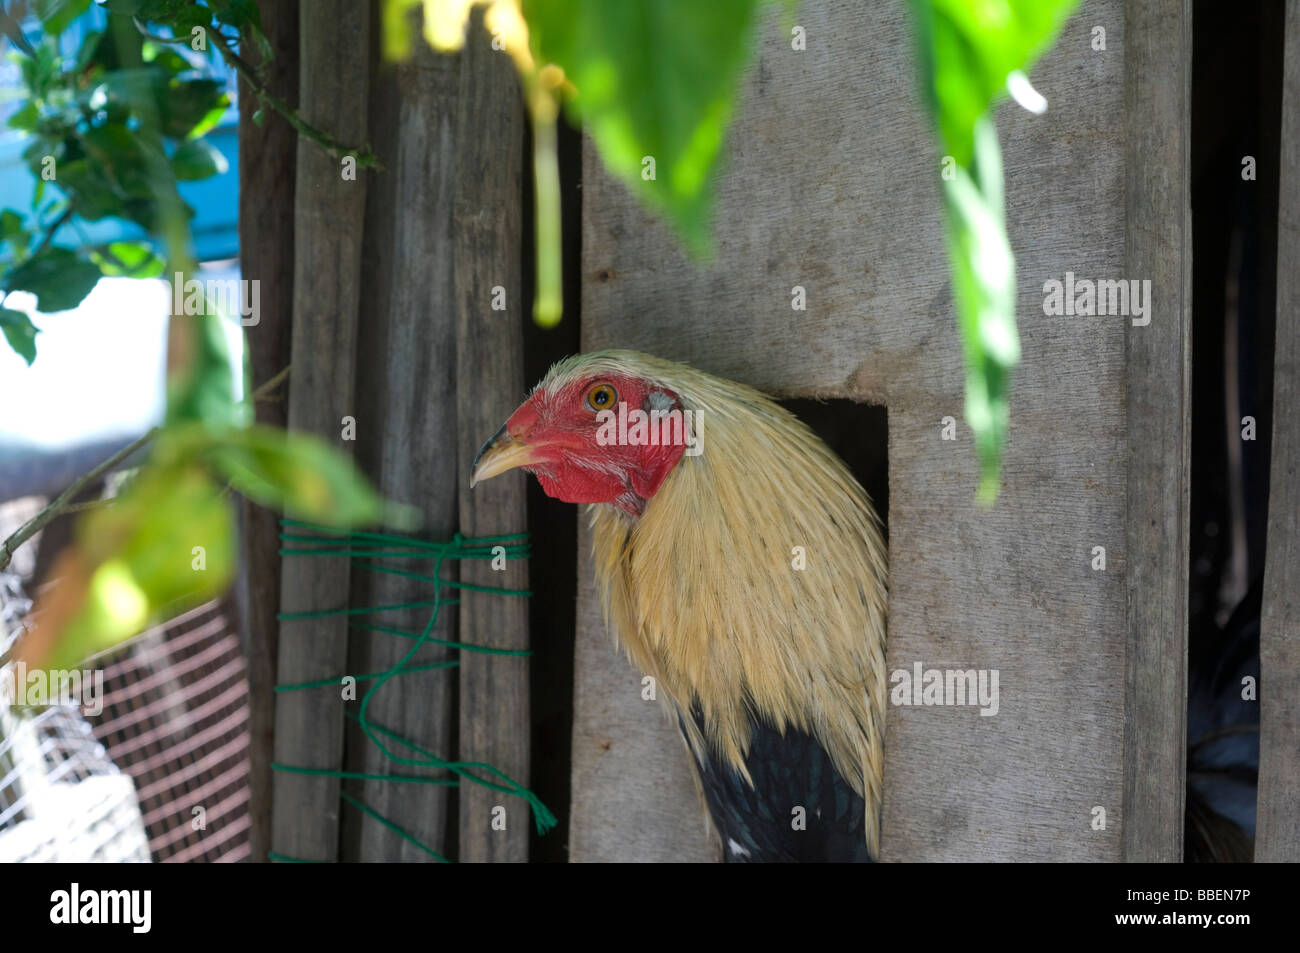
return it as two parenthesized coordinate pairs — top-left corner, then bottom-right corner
(471, 350), (888, 861)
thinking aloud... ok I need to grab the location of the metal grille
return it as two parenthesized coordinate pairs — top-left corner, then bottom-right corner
(88, 600), (251, 862)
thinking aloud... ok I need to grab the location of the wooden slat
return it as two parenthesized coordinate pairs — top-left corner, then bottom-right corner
(338, 15), (461, 862)
(574, 0), (1130, 860)
(235, 0), (298, 863)
(1122, 0), (1193, 862)
(453, 16), (531, 864)
(1256, 0), (1300, 863)
(270, 0), (371, 863)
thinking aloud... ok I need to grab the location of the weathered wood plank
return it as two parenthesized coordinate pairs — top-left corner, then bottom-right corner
(1122, 0), (1192, 862)
(269, 0), (370, 863)
(236, 0), (298, 864)
(339, 14), (461, 862)
(574, 0), (1129, 860)
(454, 16), (531, 864)
(1256, 0), (1300, 863)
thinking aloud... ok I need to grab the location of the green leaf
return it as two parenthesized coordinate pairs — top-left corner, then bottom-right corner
(60, 123), (191, 232)
(941, 119), (1018, 501)
(908, 0), (1078, 501)
(54, 158), (130, 221)
(523, 0), (763, 256)
(93, 70), (230, 141)
(5, 247), (101, 313)
(7, 101), (39, 133)
(80, 464), (234, 606)
(164, 78), (229, 139)
(74, 28), (105, 72)
(164, 309), (242, 429)
(82, 123), (163, 197)
(98, 0), (154, 15)
(170, 138), (228, 180)
(183, 98), (231, 141)
(2, 8), (39, 59)
(142, 42), (197, 75)
(212, 0), (264, 34)
(92, 240), (166, 277)
(0, 308), (40, 365)
(206, 425), (396, 528)
(1, 209), (30, 256)
(172, 4), (216, 40)
(33, 0), (93, 36)
(908, 0), (1077, 165)
(382, 0), (422, 60)
(33, 463), (236, 672)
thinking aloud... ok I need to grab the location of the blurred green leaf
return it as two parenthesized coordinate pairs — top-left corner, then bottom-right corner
(0, 308), (40, 365)
(141, 42), (196, 74)
(170, 137), (228, 180)
(32, 463), (236, 672)
(165, 309), (242, 429)
(164, 78), (229, 139)
(91, 240), (165, 277)
(1, 5), (39, 59)
(1, 209), (30, 256)
(942, 118), (1017, 501)
(909, 0), (1076, 165)
(523, 0), (763, 256)
(382, 0), (421, 61)
(79, 464), (234, 605)
(52, 159), (129, 221)
(909, 0), (1077, 500)
(206, 425), (396, 528)
(5, 247), (101, 312)
(34, 0), (93, 36)
(98, 0), (157, 15)
(7, 101), (39, 133)
(92, 70), (229, 140)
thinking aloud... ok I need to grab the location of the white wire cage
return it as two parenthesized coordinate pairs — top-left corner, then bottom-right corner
(0, 571), (151, 862)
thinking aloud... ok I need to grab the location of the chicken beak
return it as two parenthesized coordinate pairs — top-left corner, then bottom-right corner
(470, 425), (539, 487)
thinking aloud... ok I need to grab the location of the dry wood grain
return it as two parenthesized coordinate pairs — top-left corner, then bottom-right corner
(269, 0), (370, 863)
(1122, 0), (1193, 863)
(453, 17), (532, 864)
(235, 0), (298, 863)
(338, 17), (461, 862)
(1255, 0), (1300, 863)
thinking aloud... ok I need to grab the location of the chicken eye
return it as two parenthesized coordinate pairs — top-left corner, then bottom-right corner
(586, 383), (617, 412)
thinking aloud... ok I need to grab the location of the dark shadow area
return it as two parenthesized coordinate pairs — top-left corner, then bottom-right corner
(1185, 0), (1284, 862)
(523, 114), (582, 862)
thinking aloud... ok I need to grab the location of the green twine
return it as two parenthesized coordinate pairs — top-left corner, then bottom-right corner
(274, 658), (460, 692)
(341, 791), (450, 863)
(270, 520), (555, 863)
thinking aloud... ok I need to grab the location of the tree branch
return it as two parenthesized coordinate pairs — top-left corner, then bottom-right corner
(211, 29), (381, 169)
(0, 427), (155, 572)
